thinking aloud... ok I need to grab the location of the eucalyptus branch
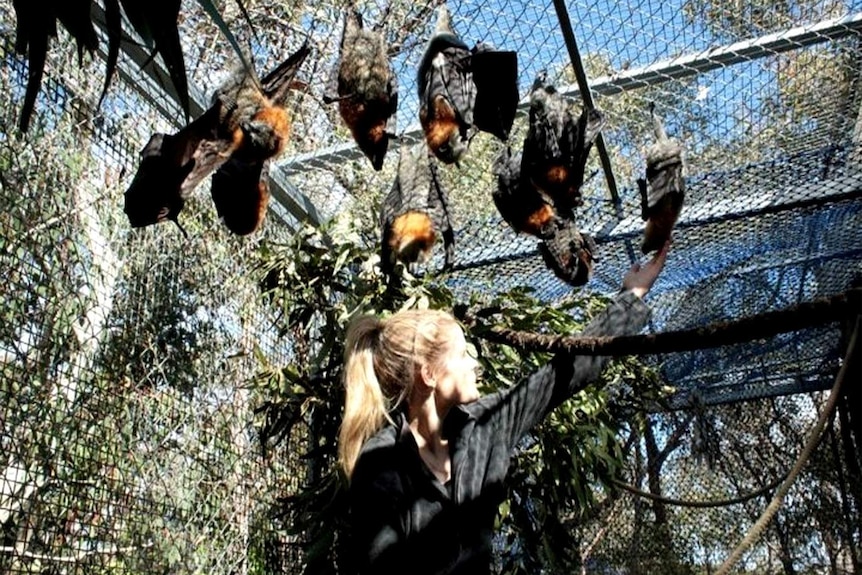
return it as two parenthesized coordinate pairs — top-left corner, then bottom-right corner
(467, 289), (860, 356)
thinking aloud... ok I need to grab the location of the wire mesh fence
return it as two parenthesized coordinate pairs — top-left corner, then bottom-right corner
(1, 0), (860, 573)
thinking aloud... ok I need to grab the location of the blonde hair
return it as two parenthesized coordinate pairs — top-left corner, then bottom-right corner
(338, 309), (458, 478)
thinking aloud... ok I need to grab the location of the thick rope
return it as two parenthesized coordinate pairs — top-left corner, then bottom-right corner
(468, 288), (860, 356)
(611, 473), (786, 509)
(714, 317), (859, 575)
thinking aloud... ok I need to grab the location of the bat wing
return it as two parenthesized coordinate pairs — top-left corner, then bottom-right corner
(644, 141), (685, 209)
(13, 0), (52, 132)
(210, 156), (270, 236)
(427, 156), (455, 270)
(417, 33), (471, 102)
(14, 0), (99, 131)
(438, 43), (475, 130)
(261, 41), (311, 105)
(385, 73), (399, 133)
(522, 80), (567, 195)
(470, 47), (518, 141)
(123, 104), (227, 236)
(558, 106), (605, 209)
(492, 146), (557, 237)
(119, 0), (190, 120)
(123, 133), (191, 235)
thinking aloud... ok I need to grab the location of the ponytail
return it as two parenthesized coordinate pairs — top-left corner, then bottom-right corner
(339, 315), (389, 478)
(338, 309), (459, 478)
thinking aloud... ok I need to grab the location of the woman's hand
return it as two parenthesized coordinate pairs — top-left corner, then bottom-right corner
(622, 240), (670, 299)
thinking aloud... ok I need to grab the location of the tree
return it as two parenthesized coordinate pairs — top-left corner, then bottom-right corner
(250, 214), (666, 574)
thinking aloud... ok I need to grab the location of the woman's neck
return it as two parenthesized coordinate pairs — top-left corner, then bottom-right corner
(407, 394), (452, 483)
(407, 394), (447, 449)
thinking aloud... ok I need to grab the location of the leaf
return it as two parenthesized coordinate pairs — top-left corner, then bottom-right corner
(194, 0), (257, 80)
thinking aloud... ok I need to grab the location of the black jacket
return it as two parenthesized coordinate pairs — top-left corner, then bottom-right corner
(348, 291), (650, 575)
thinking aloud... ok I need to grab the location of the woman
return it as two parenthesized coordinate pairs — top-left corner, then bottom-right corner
(339, 243), (669, 575)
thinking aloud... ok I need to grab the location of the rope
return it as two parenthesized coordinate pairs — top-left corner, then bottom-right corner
(611, 473), (786, 509)
(467, 288), (861, 356)
(714, 316), (859, 575)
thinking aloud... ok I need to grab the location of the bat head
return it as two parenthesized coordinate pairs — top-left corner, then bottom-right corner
(433, 130), (467, 165)
(389, 211), (436, 265)
(423, 96), (467, 164)
(235, 105), (290, 161)
(572, 232), (597, 285)
(357, 121), (390, 171)
(538, 217), (595, 287)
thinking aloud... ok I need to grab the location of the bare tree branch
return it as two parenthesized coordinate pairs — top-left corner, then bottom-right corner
(469, 288), (862, 356)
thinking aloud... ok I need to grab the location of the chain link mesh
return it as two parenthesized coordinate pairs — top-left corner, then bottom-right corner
(1, 0), (860, 573)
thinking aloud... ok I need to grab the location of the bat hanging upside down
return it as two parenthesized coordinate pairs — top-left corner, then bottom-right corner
(325, 8), (397, 171)
(417, 4), (518, 165)
(380, 142), (454, 275)
(521, 71), (606, 218)
(638, 103), (685, 253)
(492, 145), (596, 287)
(123, 42), (310, 236)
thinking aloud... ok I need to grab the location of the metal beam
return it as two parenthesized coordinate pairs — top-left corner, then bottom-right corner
(552, 0), (622, 219)
(660, 372), (833, 410)
(281, 12), (862, 176)
(566, 11), (862, 99)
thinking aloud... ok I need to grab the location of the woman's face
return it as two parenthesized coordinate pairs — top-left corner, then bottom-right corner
(431, 325), (480, 408)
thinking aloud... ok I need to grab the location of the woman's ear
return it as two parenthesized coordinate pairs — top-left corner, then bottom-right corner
(419, 362), (437, 390)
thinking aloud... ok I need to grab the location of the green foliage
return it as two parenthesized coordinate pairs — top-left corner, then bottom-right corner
(251, 216), (665, 574)
(466, 289), (666, 574)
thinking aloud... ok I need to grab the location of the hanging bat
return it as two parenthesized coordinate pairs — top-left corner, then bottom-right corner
(537, 217), (596, 287)
(417, 4), (474, 165)
(492, 146), (556, 238)
(123, 43), (310, 235)
(210, 43), (310, 164)
(417, 6), (519, 164)
(492, 146), (596, 287)
(325, 8), (397, 171)
(122, 105), (221, 237)
(638, 103), (685, 254)
(380, 143), (454, 274)
(521, 71), (605, 216)
(205, 43), (309, 234)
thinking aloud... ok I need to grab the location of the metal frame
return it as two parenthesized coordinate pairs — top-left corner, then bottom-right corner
(280, 12), (862, 176)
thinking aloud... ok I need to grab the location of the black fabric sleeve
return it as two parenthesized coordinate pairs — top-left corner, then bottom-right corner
(477, 290), (651, 451)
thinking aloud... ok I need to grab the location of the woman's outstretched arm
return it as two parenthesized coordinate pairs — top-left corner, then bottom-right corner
(473, 241), (670, 450)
